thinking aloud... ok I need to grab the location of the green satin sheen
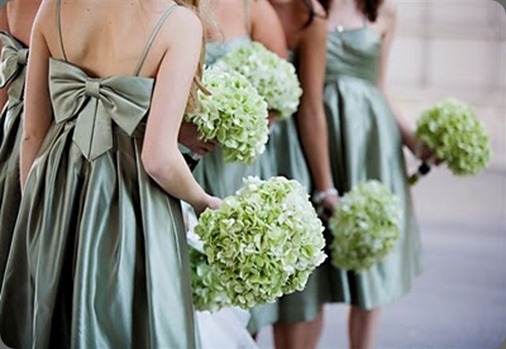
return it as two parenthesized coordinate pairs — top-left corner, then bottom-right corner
(323, 27), (422, 310)
(262, 49), (311, 192)
(247, 50), (314, 333)
(0, 31), (27, 291)
(249, 29), (423, 332)
(0, 57), (199, 349)
(193, 37), (276, 198)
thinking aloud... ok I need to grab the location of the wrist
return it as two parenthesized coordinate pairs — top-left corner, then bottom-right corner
(312, 187), (339, 205)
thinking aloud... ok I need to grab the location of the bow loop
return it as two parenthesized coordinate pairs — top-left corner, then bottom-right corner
(0, 32), (28, 102)
(49, 59), (154, 161)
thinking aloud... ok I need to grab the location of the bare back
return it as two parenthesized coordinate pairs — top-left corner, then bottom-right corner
(0, 0), (41, 46)
(36, 0), (187, 79)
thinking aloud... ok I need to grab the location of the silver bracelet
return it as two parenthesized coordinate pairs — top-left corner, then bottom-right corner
(312, 188), (339, 204)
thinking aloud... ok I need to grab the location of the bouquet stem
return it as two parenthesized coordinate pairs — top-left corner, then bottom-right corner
(408, 160), (432, 185)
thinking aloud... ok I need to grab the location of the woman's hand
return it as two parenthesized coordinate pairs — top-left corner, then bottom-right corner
(404, 131), (441, 164)
(313, 188), (340, 224)
(193, 195), (222, 217)
(178, 121), (216, 156)
(267, 110), (277, 129)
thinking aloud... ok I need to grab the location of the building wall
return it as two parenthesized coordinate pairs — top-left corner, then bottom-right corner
(387, 0), (505, 169)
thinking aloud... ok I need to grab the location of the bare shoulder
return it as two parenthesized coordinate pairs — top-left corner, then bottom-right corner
(168, 5), (202, 34)
(251, 0), (276, 16)
(311, 0), (326, 18)
(379, 0), (397, 20)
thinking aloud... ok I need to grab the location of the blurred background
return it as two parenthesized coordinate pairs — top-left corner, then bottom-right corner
(258, 1), (506, 348)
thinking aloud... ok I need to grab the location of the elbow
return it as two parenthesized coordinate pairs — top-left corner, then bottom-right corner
(141, 150), (171, 183)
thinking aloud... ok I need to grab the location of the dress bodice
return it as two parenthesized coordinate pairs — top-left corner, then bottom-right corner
(325, 28), (381, 84)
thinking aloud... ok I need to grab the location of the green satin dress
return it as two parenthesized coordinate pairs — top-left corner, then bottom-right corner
(192, 1), (276, 198)
(323, 26), (422, 310)
(0, 4), (200, 349)
(249, 27), (423, 332)
(0, 32), (28, 291)
(261, 50), (311, 192)
(247, 50), (322, 333)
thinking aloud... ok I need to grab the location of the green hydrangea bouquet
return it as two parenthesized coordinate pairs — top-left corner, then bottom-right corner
(216, 42), (302, 120)
(195, 176), (326, 310)
(185, 66), (269, 164)
(409, 98), (492, 184)
(329, 180), (402, 271)
(189, 246), (231, 312)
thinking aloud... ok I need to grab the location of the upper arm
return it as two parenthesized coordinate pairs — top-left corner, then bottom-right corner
(24, 7), (53, 137)
(377, 0), (397, 90)
(297, 16), (327, 108)
(143, 9), (203, 153)
(0, 5), (9, 32)
(251, 0), (287, 59)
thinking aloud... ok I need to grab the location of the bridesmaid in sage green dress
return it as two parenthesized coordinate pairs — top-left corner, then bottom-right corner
(248, 1), (339, 349)
(0, 0), (41, 294)
(190, 0), (287, 199)
(0, 1), (220, 348)
(319, 0), (434, 348)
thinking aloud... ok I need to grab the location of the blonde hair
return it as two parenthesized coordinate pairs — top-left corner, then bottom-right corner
(174, 0), (210, 113)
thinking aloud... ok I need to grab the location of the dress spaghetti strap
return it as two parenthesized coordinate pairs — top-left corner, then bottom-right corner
(55, 0), (178, 76)
(133, 3), (179, 76)
(243, 0), (251, 36)
(56, 0), (68, 61)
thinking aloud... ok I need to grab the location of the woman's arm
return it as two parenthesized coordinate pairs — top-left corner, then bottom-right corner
(141, 8), (219, 215)
(297, 15), (338, 208)
(377, 0), (432, 160)
(21, 8), (52, 189)
(0, 7), (9, 109)
(251, 0), (288, 59)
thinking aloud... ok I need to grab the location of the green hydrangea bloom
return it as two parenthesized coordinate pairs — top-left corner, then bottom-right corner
(329, 180), (402, 271)
(185, 66), (269, 164)
(195, 176), (326, 309)
(416, 98), (492, 175)
(216, 42), (302, 120)
(189, 246), (230, 312)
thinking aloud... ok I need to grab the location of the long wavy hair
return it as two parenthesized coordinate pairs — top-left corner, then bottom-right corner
(174, 0), (210, 112)
(318, 0), (384, 22)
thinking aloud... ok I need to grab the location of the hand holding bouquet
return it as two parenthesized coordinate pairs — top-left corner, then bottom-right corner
(195, 176), (326, 310)
(329, 180), (402, 271)
(409, 98), (492, 185)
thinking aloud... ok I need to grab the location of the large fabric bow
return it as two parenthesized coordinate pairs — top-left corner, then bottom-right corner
(49, 59), (154, 161)
(0, 31), (29, 103)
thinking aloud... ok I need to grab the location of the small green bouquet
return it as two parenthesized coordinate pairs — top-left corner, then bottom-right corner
(409, 98), (492, 184)
(329, 180), (402, 271)
(195, 176), (326, 310)
(216, 42), (302, 120)
(185, 65), (269, 164)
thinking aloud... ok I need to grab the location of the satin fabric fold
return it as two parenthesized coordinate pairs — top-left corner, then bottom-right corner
(248, 29), (422, 333)
(0, 32), (28, 293)
(0, 57), (200, 348)
(49, 59), (153, 161)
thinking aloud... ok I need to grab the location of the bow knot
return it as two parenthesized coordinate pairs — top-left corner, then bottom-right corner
(49, 59), (154, 161)
(85, 78), (101, 98)
(17, 49), (28, 66)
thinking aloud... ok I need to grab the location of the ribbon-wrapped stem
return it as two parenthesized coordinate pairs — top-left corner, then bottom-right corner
(408, 159), (433, 185)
